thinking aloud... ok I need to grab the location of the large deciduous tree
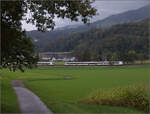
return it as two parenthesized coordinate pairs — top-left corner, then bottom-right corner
(1, 0), (97, 71)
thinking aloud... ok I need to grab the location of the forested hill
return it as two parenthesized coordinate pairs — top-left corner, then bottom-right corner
(27, 5), (150, 52)
(44, 19), (149, 62)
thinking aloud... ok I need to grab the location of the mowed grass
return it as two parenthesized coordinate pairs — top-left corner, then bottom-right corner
(54, 61), (65, 66)
(1, 65), (149, 113)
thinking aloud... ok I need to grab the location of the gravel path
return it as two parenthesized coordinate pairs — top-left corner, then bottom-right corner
(11, 80), (53, 114)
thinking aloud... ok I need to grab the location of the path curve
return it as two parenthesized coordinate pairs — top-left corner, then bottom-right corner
(11, 80), (53, 114)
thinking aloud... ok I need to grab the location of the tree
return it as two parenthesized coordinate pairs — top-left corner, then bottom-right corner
(82, 50), (91, 61)
(90, 51), (100, 61)
(127, 50), (137, 63)
(25, 0), (97, 31)
(1, 1), (38, 72)
(137, 53), (145, 64)
(1, 0), (97, 71)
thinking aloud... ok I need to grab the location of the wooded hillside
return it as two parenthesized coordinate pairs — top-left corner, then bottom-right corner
(44, 19), (149, 62)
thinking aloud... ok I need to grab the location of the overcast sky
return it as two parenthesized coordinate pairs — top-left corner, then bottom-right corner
(22, 0), (150, 31)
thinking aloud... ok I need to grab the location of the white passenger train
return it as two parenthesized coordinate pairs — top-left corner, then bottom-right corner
(37, 61), (123, 66)
(64, 61), (123, 66)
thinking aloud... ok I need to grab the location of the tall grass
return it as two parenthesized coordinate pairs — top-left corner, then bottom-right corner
(80, 84), (150, 112)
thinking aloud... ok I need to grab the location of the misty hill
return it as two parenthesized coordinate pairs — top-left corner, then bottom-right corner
(85, 4), (150, 29)
(26, 5), (150, 52)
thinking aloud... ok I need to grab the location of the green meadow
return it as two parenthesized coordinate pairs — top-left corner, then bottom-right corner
(1, 65), (149, 113)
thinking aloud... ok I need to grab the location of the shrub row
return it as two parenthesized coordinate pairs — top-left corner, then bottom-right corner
(79, 84), (149, 112)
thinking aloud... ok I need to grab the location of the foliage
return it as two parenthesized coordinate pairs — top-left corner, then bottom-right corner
(1, 1), (39, 71)
(1, 0), (97, 71)
(25, 0), (97, 31)
(80, 85), (150, 112)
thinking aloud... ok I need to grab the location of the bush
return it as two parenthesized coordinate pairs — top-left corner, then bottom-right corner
(79, 85), (149, 112)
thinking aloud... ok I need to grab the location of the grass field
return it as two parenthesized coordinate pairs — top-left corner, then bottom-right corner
(1, 65), (149, 113)
(54, 61), (65, 66)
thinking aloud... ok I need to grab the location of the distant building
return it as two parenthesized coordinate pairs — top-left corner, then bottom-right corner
(39, 52), (76, 62)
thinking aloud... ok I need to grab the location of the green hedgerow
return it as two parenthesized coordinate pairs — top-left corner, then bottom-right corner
(79, 84), (150, 112)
